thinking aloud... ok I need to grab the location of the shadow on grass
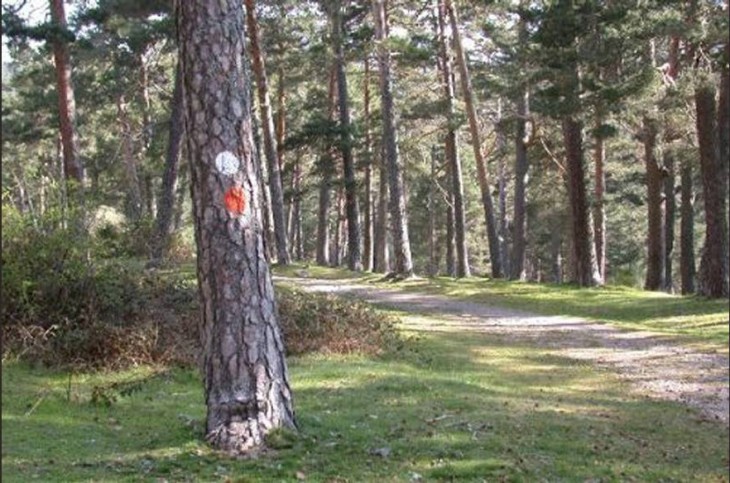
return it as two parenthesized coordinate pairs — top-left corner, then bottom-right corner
(2, 331), (728, 482)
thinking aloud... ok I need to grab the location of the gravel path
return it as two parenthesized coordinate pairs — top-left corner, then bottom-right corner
(275, 275), (729, 426)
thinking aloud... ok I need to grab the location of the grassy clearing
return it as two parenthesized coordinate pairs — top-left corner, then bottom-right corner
(274, 264), (730, 350)
(3, 309), (729, 482)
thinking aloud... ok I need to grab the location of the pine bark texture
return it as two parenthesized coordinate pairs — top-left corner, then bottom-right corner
(176, 0), (296, 453)
(643, 117), (665, 291)
(694, 82), (729, 298)
(50, 0), (84, 185)
(332, 2), (362, 271)
(244, 0), (290, 265)
(562, 116), (602, 287)
(445, 0), (502, 278)
(373, 0), (414, 277)
(436, 0), (469, 278)
(152, 62), (184, 262)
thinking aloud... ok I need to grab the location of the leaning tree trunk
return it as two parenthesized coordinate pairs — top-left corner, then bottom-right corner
(643, 116), (665, 291)
(373, 0), (414, 278)
(562, 116), (602, 287)
(331, 1), (362, 271)
(151, 62), (184, 263)
(436, 0), (469, 277)
(176, 0), (296, 454)
(680, 159), (696, 294)
(445, 0), (502, 278)
(695, 81), (729, 298)
(50, 0), (84, 187)
(244, 0), (290, 265)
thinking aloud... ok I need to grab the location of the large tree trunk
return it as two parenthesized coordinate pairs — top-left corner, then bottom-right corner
(151, 62), (184, 263)
(436, 0), (469, 277)
(643, 117), (665, 291)
(244, 0), (290, 265)
(445, 0), (502, 278)
(562, 116), (602, 287)
(362, 56), (374, 271)
(117, 93), (143, 222)
(680, 159), (696, 294)
(695, 81), (729, 297)
(50, 0), (84, 187)
(331, 2), (362, 271)
(177, 0), (296, 454)
(373, 0), (414, 278)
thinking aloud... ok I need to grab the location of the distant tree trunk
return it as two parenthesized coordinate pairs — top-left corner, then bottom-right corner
(663, 151), (675, 291)
(362, 56), (374, 271)
(289, 155), (303, 261)
(593, 113), (607, 281)
(177, 0), (296, 454)
(428, 146), (437, 277)
(719, 41), (729, 178)
(496, 109), (510, 278)
(373, 0), (414, 278)
(550, 220), (563, 284)
(436, 0), (469, 277)
(331, 1), (362, 271)
(244, 0), (290, 264)
(445, 182), (456, 277)
(445, 0), (502, 278)
(252, 95), (275, 262)
(562, 116), (602, 287)
(50, 0), (84, 188)
(316, 68), (338, 266)
(151, 62), (184, 262)
(695, 81), (729, 297)
(139, 50), (155, 218)
(332, 186), (345, 267)
(643, 117), (665, 291)
(373, 145), (390, 273)
(511, 87), (529, 281)
(680, 159), (696, 294)
(117, 93), (143, 222)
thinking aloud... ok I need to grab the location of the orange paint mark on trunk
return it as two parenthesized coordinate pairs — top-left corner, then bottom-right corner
(224, 186), (246, 215)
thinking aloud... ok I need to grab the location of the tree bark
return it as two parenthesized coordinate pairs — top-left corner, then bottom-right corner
(643, 116), (665, 291)
(511, 88), (529, 281)
(176, 0), (296, 454)
(316, 68), (338, 266)
(593, 113), (607, 281)
(151, 61), (184, 263)
(562, 116), (602, 287)
(117, 93), (143, 222)
(373, 0), (414, 278)
(663, 151), (675, 292)
(363, 56), (374, 271)
(695, 81), (729, 297)
(50, 0), (84, 187)
(373, 143), (390, 273)
(436, 0), (469, 277)
(680, 159), (696, 294)
(445, 0), (502, 278)
(244, 0), (290, 265)
(331, 1), (362, 271)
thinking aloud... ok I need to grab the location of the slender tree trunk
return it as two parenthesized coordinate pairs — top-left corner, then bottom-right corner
(445, 0), (502, 278)
(562, 116), (602, 287)
(373, 0), (413, 278)
(176, 0), (296, 454)
(496, 110), (510, 278)
(331, 2), (362, 271)
(680, 159), (696, 294)
(428, 146), (437, 277)
(511, 88), (529, 281)
(550, 220), (563, 284)
(332, 186), (345, 267)
(117, 93), (143, 222)
(139, 51), (155, 218)
(695, 81), (729, 297)
(151, 62), (184, 262)
(445, 188), (456, 277)
(363, 56), (374, 271)
(50, 0), (84, 187)
(663, 151), (675, 291)
(593, 113), (607, 280)
(373, 144), (390, 273)
(643, 116), (665, 291)
(244, 0), (290, 264)
(316, 68), (338, 266)
(252, 94), (275, 262)
(436, 0), (469, 277)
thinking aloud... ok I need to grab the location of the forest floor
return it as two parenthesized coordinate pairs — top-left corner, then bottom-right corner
(275, 274), (730, 427)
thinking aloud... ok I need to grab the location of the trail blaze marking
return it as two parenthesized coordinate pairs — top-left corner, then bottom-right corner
(215, 151), (240, 176)
(224, 186), (246, 215)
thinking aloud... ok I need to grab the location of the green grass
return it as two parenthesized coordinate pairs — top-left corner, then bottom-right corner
(273, 263), (730, 350)
(3, 309), (729, 482)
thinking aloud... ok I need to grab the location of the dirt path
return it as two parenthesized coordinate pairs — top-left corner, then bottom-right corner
(275, 275), (729, 426)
